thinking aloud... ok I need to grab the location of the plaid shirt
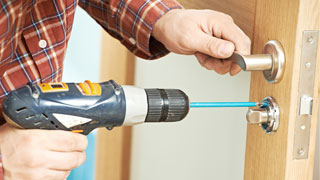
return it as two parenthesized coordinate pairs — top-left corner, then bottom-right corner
(0, 0), (182, 178)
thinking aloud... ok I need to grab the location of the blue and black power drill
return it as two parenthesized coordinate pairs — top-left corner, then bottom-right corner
(2, 80), (189, 135)
(2, 80), (267, 135)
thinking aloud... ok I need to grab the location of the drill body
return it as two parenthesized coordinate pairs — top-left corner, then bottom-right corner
(2, 80), (189, 135)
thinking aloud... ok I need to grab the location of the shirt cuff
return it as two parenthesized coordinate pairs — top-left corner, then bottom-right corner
(127, 0), (183, 60)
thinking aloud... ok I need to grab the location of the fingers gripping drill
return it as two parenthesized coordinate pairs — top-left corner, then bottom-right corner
(2, 80), (189, 135)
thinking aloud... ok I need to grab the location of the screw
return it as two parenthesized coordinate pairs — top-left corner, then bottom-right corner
(115, 89), (121, 95)
(256, 102), (265, 107)
(298, 148), (305, 156)
(32, 93), (39, 99)
(106, 126), (114, 130)
(307, 36), (314, 43)
(305, 62), (311, 69)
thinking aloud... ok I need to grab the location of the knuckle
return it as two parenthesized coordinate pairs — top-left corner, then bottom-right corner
(22, 133), (37, 146)
(203, 9), (212, 13)
(217, 71), (227, 75)
(63, 132), (88, 151)
(245, 37), (252, 45)
(215, 12), (234, 23)
(206, 39), (218, 55)
(78, 152), (86, 166)
(24, 151), (42, 168)
(71, 152), (86, 169)
(82, 152), (87, 163)
(197, 58), (205, 66)
(244, 37), (252, 48)
(27, 170), (45, 180)
(73, 134), (88, 150)
(216, 64), (230, 74)
(224, 14), (234, 22)
(68, 135), (77, 150)
(238, 36), (251, 55)
(216, 68), (228, 75)
(54, 171), (69, 180)
(223, 68), (230, 74)
(217, 47), (226, 57)
(204, 61), (213, 70)
(81, 136), (88, 149)
(212, 23), (222, 37)
(204, 65), (211, 70)
(177, 33), (191, 48)
(221, 67), (229, 74)
(68, 154), (79, 170)
(23, 131), (46, 147)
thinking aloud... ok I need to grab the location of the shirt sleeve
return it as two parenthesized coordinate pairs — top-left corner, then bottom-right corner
(78, 0), (183, 60)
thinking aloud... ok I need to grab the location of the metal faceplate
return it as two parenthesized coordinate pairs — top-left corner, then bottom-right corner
(293, 30), (319, 159)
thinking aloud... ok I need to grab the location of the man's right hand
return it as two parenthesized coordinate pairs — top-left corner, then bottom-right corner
(0, 123), (88, 180)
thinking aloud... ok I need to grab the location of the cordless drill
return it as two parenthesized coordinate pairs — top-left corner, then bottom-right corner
(2, 80), (189, 135)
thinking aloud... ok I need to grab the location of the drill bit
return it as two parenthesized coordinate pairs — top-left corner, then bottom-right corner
(189, 102), (267, 108)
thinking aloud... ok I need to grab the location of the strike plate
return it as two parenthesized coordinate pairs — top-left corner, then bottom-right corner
(293, 30), (319, 159)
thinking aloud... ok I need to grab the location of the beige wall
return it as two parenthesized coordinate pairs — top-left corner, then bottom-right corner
(130, 53), (251, 180)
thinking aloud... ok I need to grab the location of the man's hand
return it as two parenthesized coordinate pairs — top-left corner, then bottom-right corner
(152, 9), (251, 76)
(0, 124), (88, 180)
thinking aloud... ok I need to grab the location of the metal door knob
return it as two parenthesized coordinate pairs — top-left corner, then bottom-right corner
(228, 40), (285, 83)
(246, 97), (280, 134)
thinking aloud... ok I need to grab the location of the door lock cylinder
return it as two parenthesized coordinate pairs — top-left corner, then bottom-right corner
(246, 96), (280, 134)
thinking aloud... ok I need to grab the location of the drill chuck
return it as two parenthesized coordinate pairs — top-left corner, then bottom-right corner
(119, 86), (189, 126)
(145, 89), (189, 123)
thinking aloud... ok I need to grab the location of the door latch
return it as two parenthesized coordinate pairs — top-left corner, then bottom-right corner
(229, 40), (285, 83)
(293, 30), (319, 159)
(246, 96), (280, 134)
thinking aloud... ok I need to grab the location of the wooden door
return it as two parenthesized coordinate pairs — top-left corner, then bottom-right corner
(245, 0), (319, 179)
(95, 31), (135, 180)
(179, 0), (320, 179)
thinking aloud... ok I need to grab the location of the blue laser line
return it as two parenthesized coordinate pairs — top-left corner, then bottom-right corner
(189, 102), (268, 108)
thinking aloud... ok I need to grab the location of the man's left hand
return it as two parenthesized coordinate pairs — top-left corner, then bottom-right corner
(152, 9), (251, 76)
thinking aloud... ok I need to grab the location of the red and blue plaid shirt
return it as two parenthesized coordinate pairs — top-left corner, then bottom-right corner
(0, 0), (182, 177)
(0, 0), (182, 118)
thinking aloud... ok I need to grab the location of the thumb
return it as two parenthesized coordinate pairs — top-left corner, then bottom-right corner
(192, 33), (235, 59)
